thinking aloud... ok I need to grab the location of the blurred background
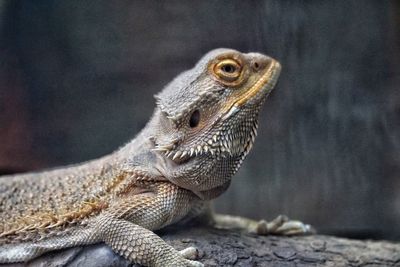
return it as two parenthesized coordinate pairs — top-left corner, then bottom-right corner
(0, 1), (399, 240)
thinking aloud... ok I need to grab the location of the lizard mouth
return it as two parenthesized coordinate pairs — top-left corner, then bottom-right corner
(155, 60), (281, 164)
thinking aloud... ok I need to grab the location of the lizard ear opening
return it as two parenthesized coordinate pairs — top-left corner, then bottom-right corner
(189, 110), (200, 128)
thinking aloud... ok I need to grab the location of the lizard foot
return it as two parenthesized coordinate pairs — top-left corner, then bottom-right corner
(158, 250), (203, 267)
(178, 247), (204, 267)
(179, 246), (200, 260)
(162, 258), (203, 267)
(185, 260), (204, 267)
(250, 215), (315, 236)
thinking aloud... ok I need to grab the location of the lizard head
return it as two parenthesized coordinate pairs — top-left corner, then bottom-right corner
(150, 48), (281, 195)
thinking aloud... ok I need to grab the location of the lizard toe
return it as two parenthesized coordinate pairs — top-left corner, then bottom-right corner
(275, 220), (316, 235)
(185, 259), (204, 267)
(179, 246), (200, 260)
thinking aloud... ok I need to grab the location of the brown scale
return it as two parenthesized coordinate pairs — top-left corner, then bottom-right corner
(0, 166), (154, 244)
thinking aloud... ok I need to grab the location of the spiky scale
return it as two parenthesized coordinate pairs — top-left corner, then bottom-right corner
(172, 151), (182, 160)
(190, 148), (195, 157)
(180, 151), (188, 159)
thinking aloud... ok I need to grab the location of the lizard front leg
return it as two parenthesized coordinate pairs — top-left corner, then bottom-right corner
(92, 182), (203, 267)
(94, 215), (201, 266)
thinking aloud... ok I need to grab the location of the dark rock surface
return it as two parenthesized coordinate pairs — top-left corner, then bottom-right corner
(4, 226), (400, 267)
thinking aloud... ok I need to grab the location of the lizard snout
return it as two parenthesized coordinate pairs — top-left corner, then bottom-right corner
(250, 54), (280, 74)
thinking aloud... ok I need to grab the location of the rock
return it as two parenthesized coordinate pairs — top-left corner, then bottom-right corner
(3, 225), (400, 267)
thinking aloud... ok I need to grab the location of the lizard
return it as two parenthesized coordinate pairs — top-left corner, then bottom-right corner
(0, 48), (313, 267)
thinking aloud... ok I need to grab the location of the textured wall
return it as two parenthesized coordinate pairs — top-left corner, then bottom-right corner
(0, 1), (399, 239)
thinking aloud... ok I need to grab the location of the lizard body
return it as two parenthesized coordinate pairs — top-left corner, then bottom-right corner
(0, 49), (312, 266)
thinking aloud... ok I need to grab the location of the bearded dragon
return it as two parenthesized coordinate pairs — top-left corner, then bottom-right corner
(0, 48), (312, 267)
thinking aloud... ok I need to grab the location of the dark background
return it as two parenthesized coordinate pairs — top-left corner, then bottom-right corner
(0, 1), (399, 240)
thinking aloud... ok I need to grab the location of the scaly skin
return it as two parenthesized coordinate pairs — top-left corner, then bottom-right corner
(0, 48), (312, 266)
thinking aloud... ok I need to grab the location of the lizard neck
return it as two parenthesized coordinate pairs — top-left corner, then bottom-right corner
(108, 110), (243, 200)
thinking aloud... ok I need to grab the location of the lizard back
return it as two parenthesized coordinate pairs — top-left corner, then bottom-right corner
(0, 156), (129, 243)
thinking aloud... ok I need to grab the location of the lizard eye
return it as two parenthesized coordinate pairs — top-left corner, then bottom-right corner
(221, 64), (236, 73)
(189, 110), (200, 128)
(213, 59), (242, 82)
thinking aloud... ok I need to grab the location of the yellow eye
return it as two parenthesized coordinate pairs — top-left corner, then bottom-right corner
(213, 59), (242, 82)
